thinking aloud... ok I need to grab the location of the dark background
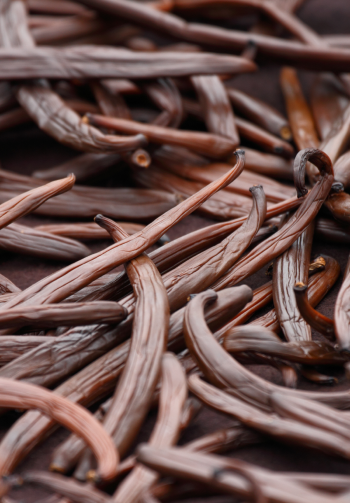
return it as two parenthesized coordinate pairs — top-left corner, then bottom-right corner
(1, 0), (350, 501)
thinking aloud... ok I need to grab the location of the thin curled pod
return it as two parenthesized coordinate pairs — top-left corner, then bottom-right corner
(0, 155), (244, 310)
(32, 153), (121, 183)
(137, 444), (340, 503)
(294, 283), (335, 339)
(0, 174), (75, 231)
(183, 289), (350, 411)
(86, 113), (238, 159)
(225, 86), (291, 140)
(93, 216), (170, 459)
(112, 352), (187, 503)
(0, 378), (118, 481)
(191, 75), (240, 146)
(272, 213), (315, 342)
(0, 1), (146, 155)
(189, 375), (350, 461)
(0, 301), (127, 329)
(34, 221), (145, 241)
(223, 325), (344, 366)
(210, 148), (334, 291)
(0, 223), (91, 262)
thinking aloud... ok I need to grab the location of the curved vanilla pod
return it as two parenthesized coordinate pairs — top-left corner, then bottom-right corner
(210, 148), (334, 291)
(160, 182), (266, 312)
(94, 217), (169, 459)
(225, 86), (291, 139)
(14, 471), (113, 503)
(137, 444), (343, 503)
(272, 214), (314, 342)
(0, 378), (118, 481)
(112, 353), (187, 503)
(293, 283), (335, 339)
(86, 113), (237, 159)
(0, 223), (91, 262)
(0, 174), (75, 231)
(1, 1), (146, 155)
(188, 375), (350, 462)
(0, 336), (57, 366)
(1, 155), (244, 310)
(239, 147), (294, 180)
(183, 289), (350, 411)
(310, 74), (349, 141)
(224, 325), (343, 365)
(142, 78), (183, 128)
(35, 221), (145, 240)
(191, 75), (239, 146)
(32, 153), (121, 182)
(0, 301), (127, 330)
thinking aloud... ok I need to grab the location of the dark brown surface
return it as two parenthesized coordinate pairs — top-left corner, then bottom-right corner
(1, 0), (350, 501)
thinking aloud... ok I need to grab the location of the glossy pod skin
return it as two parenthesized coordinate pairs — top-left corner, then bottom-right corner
(225, 86), (291, 140)
(137, 444), (344, 503)
(0, 2), (146, 155)
(210, 148), (334, 291)
(91, 218), (169, 460)
(272, 214), (314, 342)
(294, 283), (335, 338)
(0, 378), (118, 482)
(0, 158), (244, 310)
(223, 325), (344, 366)
(86, 113), (239, 159)
(34, 221), (145, 241)
(189, 375), (350, 461)
(0, 223), (91, 262)
(0, 301), (127, 330)
(112, 352), (187, 503)
(191, 75), (239, 146)
(0, 46), (257, 80)
(0, 336), (57, 366)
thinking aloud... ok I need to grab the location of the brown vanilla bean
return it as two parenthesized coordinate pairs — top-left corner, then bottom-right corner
(143, 78), (183, 128)
(333, 150), (350, 190)
(315, 218), (350, 244)
(0, 174), (75, 230)
(0, 46), (256, 80)
(191, 75), (239, 145)
(112, 352), (187, 503)
(189, 375), (350, 461)
(0, 153), (245, 311)
(224, 325), (343, 365)
(94, 217), (169, 459)
(0, 301), (127, 330)
(35, 221), (145, 241)
(210, 148), (334, 291)
(0, 378), (118, 481)
(273, 214), (314, 342)
(334, 262), (350, 351)
(0, 223), (91, 262)
(225, 86), (291, 140)
(0, 336), (57, 366)
(137, 444), (340, 503)
(294, 283), (335, 339)
(86, 113), (238, 159)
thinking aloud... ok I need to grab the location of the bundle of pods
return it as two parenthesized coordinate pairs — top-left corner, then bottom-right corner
(1, 0), (350, 501)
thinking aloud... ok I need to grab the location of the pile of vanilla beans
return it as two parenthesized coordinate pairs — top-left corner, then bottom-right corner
(2, 0), (350, 502)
